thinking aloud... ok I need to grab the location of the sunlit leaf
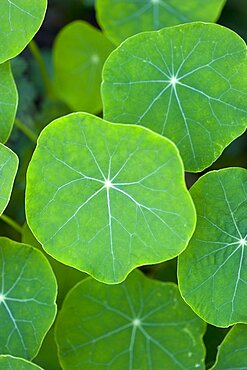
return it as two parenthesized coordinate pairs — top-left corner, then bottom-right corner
(0, 355), (43, 369)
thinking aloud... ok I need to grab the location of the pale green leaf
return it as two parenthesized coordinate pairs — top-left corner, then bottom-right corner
(53, 21), (114, 114)
(178, 168), (247, 327)
(26, 112), (196, 284)
(0, 62), (18, 144)
(55, 270), (206, 370)
(0, 144), (18, 215)
(0, 238), (57, 359)
(0, 355), (43, 370)
(0, 0), (47, 63)
(96, 0), (226, 44)
(211, 324), (247, 369)
(102, 22), (247, 172)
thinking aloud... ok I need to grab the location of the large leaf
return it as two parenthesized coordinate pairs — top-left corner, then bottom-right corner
(0, 0), (47, 63)
(26, 112), (196, 284)
(178, 168), (247, 327)
(0, 62), (18, 144)
(102, 22), (247, 172)
(53, 21), (113, 114)
(0, 238), (57, 359)
(0, 355), (43, 369)
(96, 0), (226, 44)
(211, 324), (247, 369)
(55, 270), (206, 370)
(0, 144), (18, 215)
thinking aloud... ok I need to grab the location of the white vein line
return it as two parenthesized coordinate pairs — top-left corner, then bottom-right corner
(1, 248), (5, 294)
(153, 43), (172, 77)
(230, 246), (245, 320)
(161, 86), (173, 135)
(129, 325), (137, 369)
(106, 187), (115, 280)
(112, 79), (168, 85)
(202, 215), (239, 241)
(111, 147), (139, 182)
(175, 39), (201, 76)
(122, 284), (136, 317)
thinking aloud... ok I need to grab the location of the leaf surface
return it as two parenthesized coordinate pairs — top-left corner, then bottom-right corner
(55, 270), (206, 370)
(26, 112), (196, 284)
(178, 168), (247, 327)
(0, 355), (43, 369)
(102, 23), (247, 172)
(0, 238), (57, 359)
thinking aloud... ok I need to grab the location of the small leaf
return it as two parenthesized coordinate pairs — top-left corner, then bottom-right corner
(96, 0), (226, 44)
(55, 270), (206, 369)
(0, 238), (57, 359)
(0, 144), (18, 215)
(102, 22), (247, 172)
(53, 21), (114, 114)
(178, 168), (247, 327)
(0, 0), (47, 63)
(26, 112), (196, 284)
(0, 62), (18, 143)
(0, 355), (43, 369)
(211, 324), (247, 369)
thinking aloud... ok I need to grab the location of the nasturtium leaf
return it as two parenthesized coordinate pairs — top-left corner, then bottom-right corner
(0, 355), (43, 370)
(55, 270), (206, 370)
(0, 238), (57, 359)
(102, 22), (247, 172)
(53, 21), (114, 114)
(0, 144), (18, 215)
(0, 0), (47, 63)
(96, 0), (226, 45)
(211, 324), (247, 369)
(26, 112), (196, 284)
(178, 167), (247, 327)
(0, 62), (18, 144)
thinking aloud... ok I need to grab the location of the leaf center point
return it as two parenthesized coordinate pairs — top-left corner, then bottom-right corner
(169, 76), (179, 87)
(104, 179), (113, 189)
(239, 238), (247, 247)
(0, 293), (5, 304)
(132, 318), (141, 327)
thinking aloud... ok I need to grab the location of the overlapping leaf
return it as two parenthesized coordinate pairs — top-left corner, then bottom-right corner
(0, 355), (43, 369)
(55, 270), (206, 369)
(53, 21), (113, 114)
(0, 62), (18, 144)
(102, 23), (247, 172)
(178, 168), (247, 327)
(0, 238), (57, 359)
(0, 144), (18, 215)
(0, 0), (47, 63)
(96, 0), (226, 44)
(26, 112), (196, 284)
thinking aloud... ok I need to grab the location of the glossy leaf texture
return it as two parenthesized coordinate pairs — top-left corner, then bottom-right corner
(0, 238), (57, 359)
(26, 112), (196, 284)
(96, 0), (226, 44)
(53, 21), (114, 114)
(0, 144), (18, 215)
(0, 0), (47, 63)
(102, 22), (247, 172)
(55, 270), (206, 370)
(178, 168), (247, 327)
(211, 324), (247, 369)
(0, 62), (18, 143)
(0, 355), (43, 370)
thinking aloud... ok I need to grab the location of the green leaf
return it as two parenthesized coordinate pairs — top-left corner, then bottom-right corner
(0, 355), (43, 370)
(96, 0), (226, 44)
(0, 62), (18, 144)
(55, 270), (206, 369)
(178, 167), (247, 327)
(0, 0), (47, 63)
(102, 22), (247, 172)
(0, 238), (57, 359)
(211, 324), (247, 369)
(26, 112), (196, 284)
(0, 144), (18, 215)
(53, 21), (114, 114)
(33, 327), (61, 370)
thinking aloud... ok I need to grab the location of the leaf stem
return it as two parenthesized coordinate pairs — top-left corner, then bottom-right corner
(28, 39), (54, 98)
(0, 214), (22, 234)
(14, 118), (37, 144)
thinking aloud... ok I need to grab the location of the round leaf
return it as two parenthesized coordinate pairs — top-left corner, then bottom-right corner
(0, 238), (57, 359)
(178, 168), (247, 327)
(0, 0), (47, 63)
(26, 112), (196, 284)
(55, 270), (206, 370)
(211, 324), (247, 369)
(53, 21), (114, 114)
(96, 0), (226, 44)
(0, 62), (18, 143)
(102, 22), (247, 172)
(0, 144), (18, 215)
(0, 355), (43, 370)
